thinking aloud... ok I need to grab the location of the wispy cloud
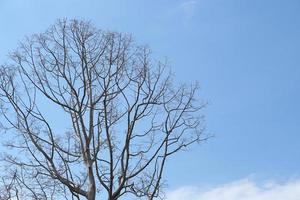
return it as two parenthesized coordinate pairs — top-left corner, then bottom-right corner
(179, 0), (199, 20)
(167, 178), (300, 200)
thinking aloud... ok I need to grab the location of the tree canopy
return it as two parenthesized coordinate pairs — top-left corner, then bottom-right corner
(0, 19), (206, 200)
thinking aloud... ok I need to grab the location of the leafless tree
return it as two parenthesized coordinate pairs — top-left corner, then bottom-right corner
(0, 19), (206, 200)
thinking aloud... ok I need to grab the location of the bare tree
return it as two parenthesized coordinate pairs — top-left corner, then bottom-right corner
(0, 19), (206, 200)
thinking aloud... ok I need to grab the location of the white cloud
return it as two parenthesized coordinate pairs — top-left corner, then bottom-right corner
(179, 0), (199, 20)
(167, 178), (300, 200)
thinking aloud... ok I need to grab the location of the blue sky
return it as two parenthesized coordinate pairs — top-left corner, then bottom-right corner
(1, 0), (300, 199)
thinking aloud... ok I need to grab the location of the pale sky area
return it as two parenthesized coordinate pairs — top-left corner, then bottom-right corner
(1, 0), (300, 199)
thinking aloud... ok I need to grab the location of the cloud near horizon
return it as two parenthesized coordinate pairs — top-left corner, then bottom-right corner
(166, 178), (300, 200)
